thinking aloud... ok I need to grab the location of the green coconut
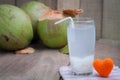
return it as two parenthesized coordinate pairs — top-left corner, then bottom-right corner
(21, 1), (50, 40)
(0, 4), (33, 50)
(37, 9), (84, 48)
(59, 44), (69, 54)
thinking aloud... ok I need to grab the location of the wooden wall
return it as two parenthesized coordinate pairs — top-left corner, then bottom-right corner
(0, 0), (120, 41)
(102, 0), (120, 41)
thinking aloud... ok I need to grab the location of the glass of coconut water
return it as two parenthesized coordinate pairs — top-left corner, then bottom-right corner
(55, 17), (95, 75)
(67, 17), (95, 75)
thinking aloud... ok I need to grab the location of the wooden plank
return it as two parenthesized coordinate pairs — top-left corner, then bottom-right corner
(16, 0), (57, 9)
(57, 0), (80, 10)
(102, 0), (120, 41)
(79, 0), (103, 40)
(15, 0), (35, 6)
(0, 44), (69, 80)
(38, 0), (57, 9)
(0, 40), (120, 79)
(0, 0), (15, 5)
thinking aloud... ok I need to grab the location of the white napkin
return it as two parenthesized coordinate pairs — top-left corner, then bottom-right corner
(59, 66), (120, 80)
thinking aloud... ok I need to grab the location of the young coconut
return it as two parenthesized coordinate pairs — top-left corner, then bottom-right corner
(21, 1), (51, 41)
(37, 9), (83, 48)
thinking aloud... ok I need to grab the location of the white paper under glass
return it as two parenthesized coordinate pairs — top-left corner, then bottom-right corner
(67, 17), (95, 75)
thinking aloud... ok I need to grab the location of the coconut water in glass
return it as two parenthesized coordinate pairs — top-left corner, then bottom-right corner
(67, 17), (95, 75)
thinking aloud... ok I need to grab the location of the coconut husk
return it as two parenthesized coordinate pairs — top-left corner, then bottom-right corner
(15, 47), (35, 54)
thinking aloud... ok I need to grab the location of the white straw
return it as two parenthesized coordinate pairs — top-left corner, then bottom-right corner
(54, 17), (74, 28)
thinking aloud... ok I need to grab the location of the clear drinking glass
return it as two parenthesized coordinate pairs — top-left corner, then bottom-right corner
(67, 17), (95, 75)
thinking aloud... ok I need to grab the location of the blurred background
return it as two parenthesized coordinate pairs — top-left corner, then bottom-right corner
(0, 0), (120, 44)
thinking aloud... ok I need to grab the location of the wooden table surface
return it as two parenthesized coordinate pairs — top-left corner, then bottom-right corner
(0, 39), (120, 80)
